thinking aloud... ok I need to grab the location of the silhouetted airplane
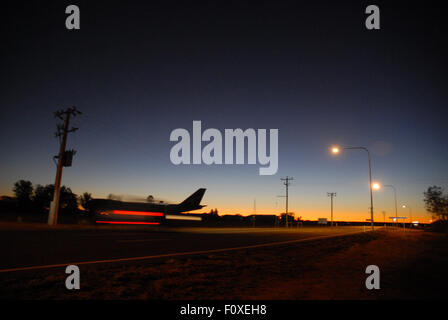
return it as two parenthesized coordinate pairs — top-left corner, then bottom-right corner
(90, 188), (206, 225)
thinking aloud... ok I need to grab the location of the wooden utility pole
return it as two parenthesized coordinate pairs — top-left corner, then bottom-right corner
(327, 192), (336, 226)
(252, 199), (256, 227)
(281, 176), (293, 227)
(48, 107), (81, 225)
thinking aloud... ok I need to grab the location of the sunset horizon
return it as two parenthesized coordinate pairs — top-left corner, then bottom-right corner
(1, 0), (447, 306)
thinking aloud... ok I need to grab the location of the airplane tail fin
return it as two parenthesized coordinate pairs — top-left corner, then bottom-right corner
(179, 188), (206, 210)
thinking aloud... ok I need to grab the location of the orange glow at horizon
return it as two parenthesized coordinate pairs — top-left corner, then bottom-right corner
(197, 205), (431, 223)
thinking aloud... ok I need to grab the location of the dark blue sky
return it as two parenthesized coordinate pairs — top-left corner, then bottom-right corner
(1, 0), (447, 221)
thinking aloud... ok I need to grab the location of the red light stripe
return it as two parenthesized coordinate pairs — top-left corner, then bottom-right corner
(112, 210), (163, 217)
(96, 221), (160, 225)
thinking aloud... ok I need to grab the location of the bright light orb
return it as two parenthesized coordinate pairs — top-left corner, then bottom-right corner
(331, 146), (340, 154)
(372, 183), (381, 190)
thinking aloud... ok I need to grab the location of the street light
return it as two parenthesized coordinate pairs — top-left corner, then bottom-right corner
(330, 145), (375, 231)
(384, 185), (398, 228)
(331, 147), (340, 154)
(402, 205), (412, 224)
(372, 183), (381, 190)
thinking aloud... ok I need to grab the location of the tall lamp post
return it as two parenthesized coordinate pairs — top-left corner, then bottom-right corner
(402, 205), (412, 225)
(331, 146), (377, 231)
(384, 185), (398, 228)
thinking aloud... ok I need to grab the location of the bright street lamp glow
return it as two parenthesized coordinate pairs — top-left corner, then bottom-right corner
(331, 146), (340, 154)
(372, 183), (381, 190)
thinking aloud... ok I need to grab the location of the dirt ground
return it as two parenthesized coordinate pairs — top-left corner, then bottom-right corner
(1, 229), (447, 299)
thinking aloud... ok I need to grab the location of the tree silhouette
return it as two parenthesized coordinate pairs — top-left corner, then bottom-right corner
(32, 184), (78, 214)
(424, 186), (448, 221)
(12, 180), (33, 209)
(59, 186), (78, 213)
(33, 184), (54, 212)
(80, 192), (93, 212)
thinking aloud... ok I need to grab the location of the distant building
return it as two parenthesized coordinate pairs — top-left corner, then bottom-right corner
(318, 218), (328, 225)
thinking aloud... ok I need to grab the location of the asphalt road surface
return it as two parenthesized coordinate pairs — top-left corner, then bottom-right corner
(0, 223), (368, 273)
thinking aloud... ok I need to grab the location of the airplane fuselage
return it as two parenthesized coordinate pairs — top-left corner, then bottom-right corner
(89, 188), (206, 225)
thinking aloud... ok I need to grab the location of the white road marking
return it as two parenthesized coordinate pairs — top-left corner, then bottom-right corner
(0, 229), (369, 273)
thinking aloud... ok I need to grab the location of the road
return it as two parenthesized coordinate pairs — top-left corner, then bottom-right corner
(0, 223), (369, 273)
